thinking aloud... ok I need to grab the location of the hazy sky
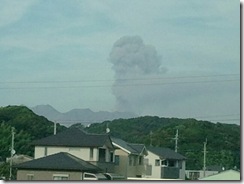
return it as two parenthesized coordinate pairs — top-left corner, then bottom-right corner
(0, 0), (240, 124)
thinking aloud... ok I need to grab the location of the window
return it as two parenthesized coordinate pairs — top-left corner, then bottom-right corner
(168, 160), (176, 167)
(110, 151), (114, 162)
(90, 148), (94, 160)
(98, 148), (106, 162)
(53, 174), (69, 180)
(155, 159), (160, 166)
(27, 174), (34, 180)
(129, 156), (133, 166)
(115, 155), (120, 165)
(138, 156), (143, 165)
(161, 160), (168, 167)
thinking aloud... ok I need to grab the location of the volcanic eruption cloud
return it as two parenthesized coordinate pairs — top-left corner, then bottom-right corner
(109, 35), (166, 114)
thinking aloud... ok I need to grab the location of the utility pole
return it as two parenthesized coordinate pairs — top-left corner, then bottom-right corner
(203, 138), (207, 177)
(150, 131), (153, 146)
(173, 129), (179, 152)
(9, 127), (15, 180)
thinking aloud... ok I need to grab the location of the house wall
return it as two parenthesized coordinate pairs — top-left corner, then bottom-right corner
(114, 149), (129, 178)
(113, 149), (146, 178)
(127, 155), (145, 177)
(34, 146), (45, 159)
(34, 146), (95, 161)
(34, 146), (115, 173)
(179, 160), (186, 179)
(17, 169), (83, 180)
(144, 151), (161, 178)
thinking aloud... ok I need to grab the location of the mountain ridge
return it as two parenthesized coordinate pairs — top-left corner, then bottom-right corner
(31, 104), (137, 126)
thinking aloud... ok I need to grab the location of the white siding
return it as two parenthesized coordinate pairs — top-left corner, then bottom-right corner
(34, 146), (45, 159)
(34, 146), (99, 161)
(144, 151), (161, 178)
(179, 160), (186, 179)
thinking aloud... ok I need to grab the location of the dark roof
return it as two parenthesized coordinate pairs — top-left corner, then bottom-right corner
(147, 146), (186, 160)
(14, 152), (102, 172)
(111, 137), (147, 155)
(32, 127), (113, 148)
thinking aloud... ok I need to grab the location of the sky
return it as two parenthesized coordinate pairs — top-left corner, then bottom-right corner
(0, 0), (240, 124)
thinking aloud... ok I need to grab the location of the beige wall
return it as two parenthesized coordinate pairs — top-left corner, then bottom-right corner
(114, 149), (145, 178)
(114, 149), (129, 178)
(17, 170), (83, 180)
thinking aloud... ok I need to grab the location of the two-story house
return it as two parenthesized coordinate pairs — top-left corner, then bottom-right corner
(111, 137), (148, 179)
(31, 127), (115, 172)
(144, 146), (186, 179)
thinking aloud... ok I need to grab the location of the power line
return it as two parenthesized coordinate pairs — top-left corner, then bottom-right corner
(0, 73), (239, 84)
(0, 79), (239, 90)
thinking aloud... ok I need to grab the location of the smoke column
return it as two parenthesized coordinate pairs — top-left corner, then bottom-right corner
(109, 35), (165, 113)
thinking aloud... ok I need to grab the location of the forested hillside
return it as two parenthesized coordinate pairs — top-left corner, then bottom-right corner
(0, 106), (66, 159)
(0, 106), (240, 175)
(85, 116), (240, 170)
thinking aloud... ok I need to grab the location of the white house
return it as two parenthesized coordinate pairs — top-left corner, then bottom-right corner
(185, 166), (223, 180)
(144, 146), (186, 180)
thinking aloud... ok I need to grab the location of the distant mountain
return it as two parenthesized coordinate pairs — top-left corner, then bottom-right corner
(31, 105), (137, 127)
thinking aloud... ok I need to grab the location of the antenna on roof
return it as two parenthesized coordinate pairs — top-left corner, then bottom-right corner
(106, 122), (110, 134)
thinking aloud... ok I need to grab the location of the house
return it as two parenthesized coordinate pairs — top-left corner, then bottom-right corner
(111, 137), (148, 178)
(198, 169), (240, 180)
(144, 146), (186, 180)
(31, 127), (115, 172)
(14, 152), (107, 180)
(185, 165), (223, 180)
(185, 170), (219, 180)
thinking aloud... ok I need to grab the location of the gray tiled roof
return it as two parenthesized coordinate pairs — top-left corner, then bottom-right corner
(147, 146), (186, 160)
(111, 137), (146, 155)
(14, 152), (102, 172)
(32, 127), (113, 148)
